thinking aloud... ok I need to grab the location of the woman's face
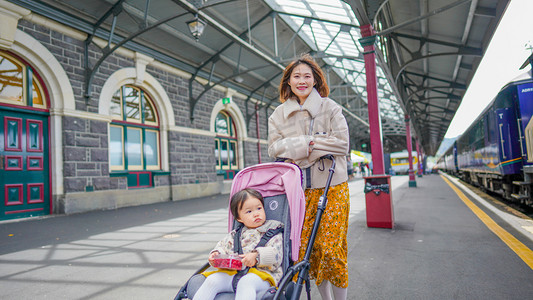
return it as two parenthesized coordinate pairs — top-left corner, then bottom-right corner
(289, 63), (315, 104)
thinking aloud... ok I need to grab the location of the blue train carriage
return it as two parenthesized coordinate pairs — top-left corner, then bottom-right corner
(453, 71), (532, 206)
(437, 141), (458, 174)
(514, 73), (533, 205)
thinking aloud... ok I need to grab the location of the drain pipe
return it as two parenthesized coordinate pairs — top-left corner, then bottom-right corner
(256, 103), (262, 163)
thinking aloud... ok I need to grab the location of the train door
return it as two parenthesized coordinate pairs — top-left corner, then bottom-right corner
(495, 107), (521, 174)
(517, 82), (533, 163)
(1, 108), (50, 220)
(452, 141), (459, 173)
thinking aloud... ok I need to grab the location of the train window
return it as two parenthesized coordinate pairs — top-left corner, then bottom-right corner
(494, 87), (513, 109)
(483, 114), (490, 143)
(474, 119), (484, 149)
(486, 109), (495, 141)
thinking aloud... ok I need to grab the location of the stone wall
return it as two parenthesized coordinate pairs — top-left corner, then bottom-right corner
(15, 18), (271, 214)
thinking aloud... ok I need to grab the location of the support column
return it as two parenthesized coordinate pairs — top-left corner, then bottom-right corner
(359, 24), (385, 175)
(359, 24), (394, 229)
(405, 114), (417, 187)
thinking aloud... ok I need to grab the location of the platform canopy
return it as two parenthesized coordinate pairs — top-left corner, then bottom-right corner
(15, 0), (510, 155)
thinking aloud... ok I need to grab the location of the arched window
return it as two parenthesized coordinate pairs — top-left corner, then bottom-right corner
(109, 85), (160, 187)
(0, 51), (46, 109)
(214, 111), (239, 179)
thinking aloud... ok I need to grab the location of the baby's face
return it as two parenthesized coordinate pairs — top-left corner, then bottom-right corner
(236, 197), (266, 229)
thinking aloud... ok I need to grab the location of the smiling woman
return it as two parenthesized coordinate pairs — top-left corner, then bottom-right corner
(268, 54), (350, 300)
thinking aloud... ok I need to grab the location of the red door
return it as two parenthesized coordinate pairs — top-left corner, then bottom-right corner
(1, 107), (50, 220)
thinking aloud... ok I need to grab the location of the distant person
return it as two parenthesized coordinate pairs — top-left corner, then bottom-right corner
(193, 188), (284, 300)
(268, 53), (350, 300)
(346, 157), (354, 179)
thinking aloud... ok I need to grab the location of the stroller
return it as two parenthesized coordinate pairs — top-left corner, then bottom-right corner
(175, 155), (336, 300)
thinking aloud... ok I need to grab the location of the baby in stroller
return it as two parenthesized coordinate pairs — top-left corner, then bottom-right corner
(193, 188), (284, 300)
(175, 162), (306, 300)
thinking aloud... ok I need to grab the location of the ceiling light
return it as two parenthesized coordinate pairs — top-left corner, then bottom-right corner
(187, 14), (207, 41)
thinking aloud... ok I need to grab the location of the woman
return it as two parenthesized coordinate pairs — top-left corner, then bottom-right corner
(268, 54), (350, 300)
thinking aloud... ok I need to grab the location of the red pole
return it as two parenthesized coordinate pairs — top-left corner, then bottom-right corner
(405, 114), (416, 187)
(359, 24), (385, 175)
(359, 25), (394, 229)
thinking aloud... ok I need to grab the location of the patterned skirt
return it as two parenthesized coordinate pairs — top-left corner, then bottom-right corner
(298, 181), (350, 288)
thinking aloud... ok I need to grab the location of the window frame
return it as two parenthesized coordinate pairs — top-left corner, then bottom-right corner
(109, 85), (160, 173)
(214, 111), (239, 172)
(0, 51), (47, 110)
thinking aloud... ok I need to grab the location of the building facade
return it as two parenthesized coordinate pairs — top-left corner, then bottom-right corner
(0, 1), (271, 221)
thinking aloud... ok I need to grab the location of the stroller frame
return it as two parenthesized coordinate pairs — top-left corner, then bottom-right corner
(274, 155), (336, 300)
(174, 155), (336, 300)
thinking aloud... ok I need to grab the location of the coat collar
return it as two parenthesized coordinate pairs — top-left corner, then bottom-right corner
(283, 88), (323, 119)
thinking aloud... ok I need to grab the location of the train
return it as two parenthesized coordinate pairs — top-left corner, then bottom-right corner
(390, 151), (419, 175)
(436, 70), (533, 208)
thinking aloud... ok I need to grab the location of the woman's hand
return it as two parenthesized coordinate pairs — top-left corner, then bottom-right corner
(208, 251), (220, 265)
(239, 251), (258, 268)
(308, 141), (315, 154)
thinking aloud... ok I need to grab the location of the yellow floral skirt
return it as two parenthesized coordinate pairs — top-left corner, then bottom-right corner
(298, 181), (349, 288)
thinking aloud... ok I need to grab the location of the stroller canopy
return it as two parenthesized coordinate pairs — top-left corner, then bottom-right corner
(228, 162), (305, 261)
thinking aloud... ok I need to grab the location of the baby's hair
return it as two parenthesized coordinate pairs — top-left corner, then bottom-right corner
(230, 188), (264, 219)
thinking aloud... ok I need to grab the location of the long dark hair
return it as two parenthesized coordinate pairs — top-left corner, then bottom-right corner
(279, 53), (329, 103)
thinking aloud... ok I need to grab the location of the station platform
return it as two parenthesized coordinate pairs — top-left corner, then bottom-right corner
(0, 173), (532, 299)
(345, 173), (533, 299)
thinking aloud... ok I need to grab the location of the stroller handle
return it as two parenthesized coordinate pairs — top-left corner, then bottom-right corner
(320, 154), (336, 170)
(274, 154), (337, 300)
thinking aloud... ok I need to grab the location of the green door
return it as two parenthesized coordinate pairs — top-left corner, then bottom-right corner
(1, 107), (50, 220)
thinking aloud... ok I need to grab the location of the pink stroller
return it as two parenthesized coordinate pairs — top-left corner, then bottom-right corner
(175, 155), (336, 300)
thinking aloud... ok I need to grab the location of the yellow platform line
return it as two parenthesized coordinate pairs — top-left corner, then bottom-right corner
(441, 175), (533, 270)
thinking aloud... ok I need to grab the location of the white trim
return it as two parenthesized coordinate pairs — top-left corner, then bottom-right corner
(134, 52), (154, 86)
(98, 65), (174, 172)
(52, 107), (219, 138)
(170, 125), (216, 137)
(0, 0), (30, 49)
(244, 137), (268, 144)
(13, 30), (75, 110)
(52, 108), (111, 122)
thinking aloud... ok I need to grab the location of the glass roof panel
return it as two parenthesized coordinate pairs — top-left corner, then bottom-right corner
(266, 0), (404, 130)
